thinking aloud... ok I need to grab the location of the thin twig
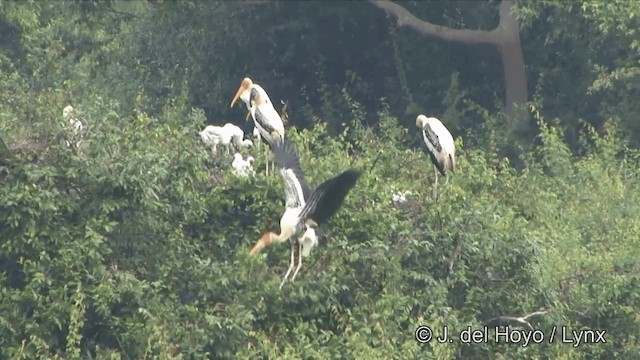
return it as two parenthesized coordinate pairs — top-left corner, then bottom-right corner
(446, 240), (463, 274)
(367, 150), (383, 174)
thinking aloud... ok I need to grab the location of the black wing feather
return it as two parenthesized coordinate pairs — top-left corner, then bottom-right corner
(250, 87), (280, 137)
(424, 124), (442, 152)
(254, 107), (278, 135)
(300, 169), (361, 227)
(272, 138), (312, 201)
(422, 128), (446, 176)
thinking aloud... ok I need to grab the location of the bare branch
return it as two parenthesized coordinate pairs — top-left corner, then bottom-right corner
(368, 0), (505, 45)
(446, 240), (463, 274)
(483, 309), (548, 331)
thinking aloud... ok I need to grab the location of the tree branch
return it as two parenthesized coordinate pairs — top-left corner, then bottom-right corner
(446, 240), (463, 274)
(368, 0), (508, 45)
(483, 309), (548, 331)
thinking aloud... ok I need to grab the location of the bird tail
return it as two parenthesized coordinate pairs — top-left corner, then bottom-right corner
(272, 138), (301, 170)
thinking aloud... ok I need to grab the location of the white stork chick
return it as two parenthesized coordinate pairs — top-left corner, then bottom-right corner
(416, 115), (456, 199)
(230, 77), (285, 176)
(249, 138), (361, 289)
(199, 125), (233, 156)
(392, 190), (412, 205)
(222, 123), (253, 151)
(63, 105), (85, 148)
(63, 105), (74, 119)
(231, 153), (255, 177)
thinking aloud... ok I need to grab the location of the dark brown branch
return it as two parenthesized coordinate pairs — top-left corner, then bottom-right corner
(368, 0), (511, 45)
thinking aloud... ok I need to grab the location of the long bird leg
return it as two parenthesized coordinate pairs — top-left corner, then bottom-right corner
(432, 167), (439, 201)
(290, 241), (304, 282)
(269, 152), (275, 176)
(279, 241), (296, 290)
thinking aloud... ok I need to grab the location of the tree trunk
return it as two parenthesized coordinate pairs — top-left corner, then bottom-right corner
(499, 40), (528, 133)
(369, 0), (529, 134)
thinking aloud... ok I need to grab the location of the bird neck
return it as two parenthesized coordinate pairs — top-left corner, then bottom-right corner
(270, 230), (292, 243)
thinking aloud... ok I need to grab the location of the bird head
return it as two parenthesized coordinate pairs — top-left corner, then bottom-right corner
(63, 105), (75, 119)
(416, 114), (429, 130)
(250, 231), (274, 255)
(230, 77), (253, 109)
(241, 139), (254, 148)
(198, 130), (208, 142)
(247, 156), (255, 164)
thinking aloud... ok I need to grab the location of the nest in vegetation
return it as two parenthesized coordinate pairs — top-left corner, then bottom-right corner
(0, 138), (49, 162)
(2, 135), (50, 166)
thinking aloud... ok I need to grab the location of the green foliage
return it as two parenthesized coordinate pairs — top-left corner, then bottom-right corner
(2, 89), (639, 358)
(1, 1), (639, 359)
(515, 0), (640, 146)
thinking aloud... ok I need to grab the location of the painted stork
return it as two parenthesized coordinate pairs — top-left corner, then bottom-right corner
(249, 138), (361, 289)
(230, 77), (285, 175)
(231, 153), (255, 177)
(230, 77), (273, 122)
(416, 114), (456, 199)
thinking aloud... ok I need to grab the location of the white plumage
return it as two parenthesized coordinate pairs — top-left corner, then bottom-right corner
(230, 77), (285, 175)
(223, 123), (254, 150)
(252, 126), (261, 144)
(63, 105), (74, 119)
(199, 123), (253, 156)
(416, 114), (456, 199)
(63, 105), (85, 148)
(249, 139), (361, 290)
(249, 97), (285, 145)
(231, 153), (255, 177)
(392, 190), (412, 205)
(232, 78), (273, 117)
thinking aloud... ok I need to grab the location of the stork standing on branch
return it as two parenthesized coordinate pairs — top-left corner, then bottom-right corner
(230, 77), (285, 175)
(416, 115), (456, 200)
(250, 138), (361, 289)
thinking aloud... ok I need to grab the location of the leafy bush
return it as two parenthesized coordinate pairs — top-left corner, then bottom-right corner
(2, 88), (639, 358)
